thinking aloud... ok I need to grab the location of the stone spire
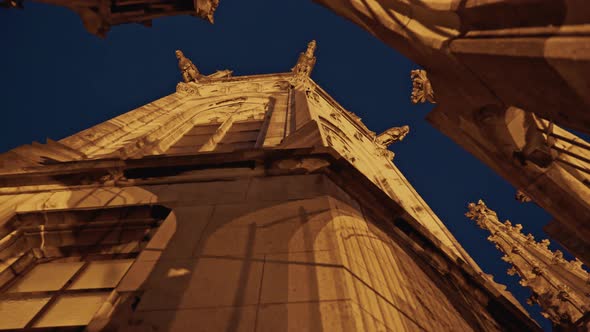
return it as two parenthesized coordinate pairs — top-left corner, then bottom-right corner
(291, 40), (317, 85)
(465, 200), (590, 327)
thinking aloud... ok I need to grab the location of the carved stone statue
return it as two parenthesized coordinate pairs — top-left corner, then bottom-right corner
(376, 125), (410, 147)
(176, 50), (202, 83)
(410, 69), (435, 104)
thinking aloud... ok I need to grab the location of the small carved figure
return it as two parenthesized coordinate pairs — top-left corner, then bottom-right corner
(410, 69), (435, 104)
(175, 50), (202, 83)
(376, 125), (410, 147)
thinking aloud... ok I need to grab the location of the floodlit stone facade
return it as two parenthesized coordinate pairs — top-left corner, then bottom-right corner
(314, 0), (590, 266)
(0, 45), (541, 331)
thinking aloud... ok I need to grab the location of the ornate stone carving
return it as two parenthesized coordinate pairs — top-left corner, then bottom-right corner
(466, 200), (590, 326)
(308, 91), (320, 103)
(325, 136), (335, 148)
(373, 125), (409, 161)
(329, 112), (341, 122)
(176, 82), (200, 96)
(410, 69), (435, 104)
(515, 189), (533, 203)
(291, 40), (317, 86)
(176, 50), (202, 83)
(376, 125), (409, 147)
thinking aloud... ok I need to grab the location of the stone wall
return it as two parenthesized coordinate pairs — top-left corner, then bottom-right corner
(0, 173), (532, 330)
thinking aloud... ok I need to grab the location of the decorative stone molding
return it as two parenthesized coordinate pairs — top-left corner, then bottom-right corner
(410, 69), (435, 104)
(329, 112), (341, 122)
(466, 200), (590, 326)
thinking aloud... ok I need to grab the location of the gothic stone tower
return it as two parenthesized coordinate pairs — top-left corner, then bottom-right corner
(0, 44), (539, 331)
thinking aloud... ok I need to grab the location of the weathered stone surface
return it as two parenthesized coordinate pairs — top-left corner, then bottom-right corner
(315, 0), (590, 268)
(0, 45), (541, 331)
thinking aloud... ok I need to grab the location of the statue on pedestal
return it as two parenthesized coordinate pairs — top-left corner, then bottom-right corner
(176, 50), (202, 83)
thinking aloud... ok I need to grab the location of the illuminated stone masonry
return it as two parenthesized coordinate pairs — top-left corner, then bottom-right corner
(315, 0), (590, 267)
(0, 43), (540, 331)
(466, 200), (590, 330)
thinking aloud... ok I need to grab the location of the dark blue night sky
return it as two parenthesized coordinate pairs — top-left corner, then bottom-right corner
(1, 1), (561, 330)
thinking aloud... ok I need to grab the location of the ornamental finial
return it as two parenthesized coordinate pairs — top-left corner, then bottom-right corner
(291, 40), (317, 84)
(464, 200), (500, 231)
